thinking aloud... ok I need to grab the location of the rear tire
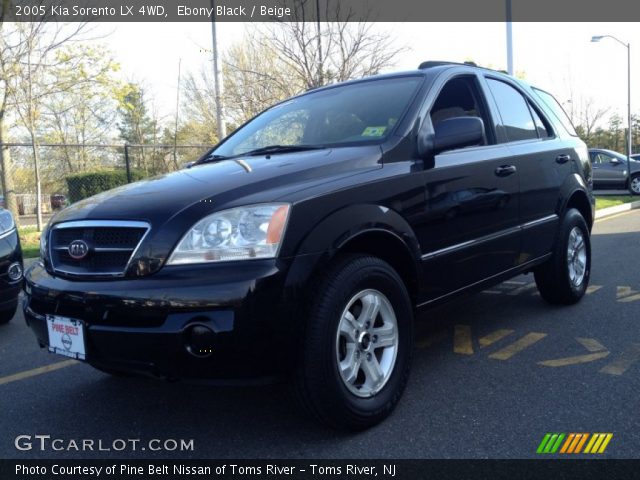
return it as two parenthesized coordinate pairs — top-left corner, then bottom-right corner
(534, 208), (591, 305)
(294, 254), (414, 430)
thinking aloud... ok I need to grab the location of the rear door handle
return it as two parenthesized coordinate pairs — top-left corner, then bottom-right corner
(556, 154), (571, 164)
(495, 165), (517, 177)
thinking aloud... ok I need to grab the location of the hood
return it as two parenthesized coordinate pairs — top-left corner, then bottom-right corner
(48, 146), (382, 275)
(53, 146), (381, 227)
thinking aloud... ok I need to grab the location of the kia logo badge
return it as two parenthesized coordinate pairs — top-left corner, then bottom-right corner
(68, 240), (89, 260)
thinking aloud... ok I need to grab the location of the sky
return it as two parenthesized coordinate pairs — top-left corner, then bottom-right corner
(93, 22), (640, 127)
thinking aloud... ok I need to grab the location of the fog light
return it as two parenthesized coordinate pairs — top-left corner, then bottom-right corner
(7, 262), (23, 282)
(185, 324), (216, 358)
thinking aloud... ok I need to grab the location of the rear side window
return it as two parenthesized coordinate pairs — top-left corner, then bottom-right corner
(529, 104), (551, 138)
(486, 79), (538, 142)
(532, 87), (578, 136)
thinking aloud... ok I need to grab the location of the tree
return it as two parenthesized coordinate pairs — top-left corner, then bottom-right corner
(41, 45), (121, 174)
(569, 97), (610, 146)
(261, 3), (406, 89)
(180, 68), (222, 144)
(222, 38), (302, 126)
(607, 114), (624, 152)
(181, 14), (407, 136)
(5, 21), (101, 230)
(116, 83), (158, 173)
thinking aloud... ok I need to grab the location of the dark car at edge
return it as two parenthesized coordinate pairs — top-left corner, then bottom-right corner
(23, 62), (595, 430)
(0, 208), (24, 324)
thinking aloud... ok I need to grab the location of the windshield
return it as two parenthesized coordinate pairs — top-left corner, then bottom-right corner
(212, 76), (423, 158)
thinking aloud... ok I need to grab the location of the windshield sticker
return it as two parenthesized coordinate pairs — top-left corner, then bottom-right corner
(361, 126), (387, 137)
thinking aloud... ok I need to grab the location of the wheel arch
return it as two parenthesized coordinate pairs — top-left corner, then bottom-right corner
(564, 189), (594, 230)
(559, 174), (595, 230)
(285, 204), (423, 304)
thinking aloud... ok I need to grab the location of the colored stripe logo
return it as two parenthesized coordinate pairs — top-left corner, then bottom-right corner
(537, 433), (613, 454)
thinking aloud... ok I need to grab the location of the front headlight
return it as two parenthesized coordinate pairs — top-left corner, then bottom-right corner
(0, 209), (15, 236)
(167, 203), (290, 265)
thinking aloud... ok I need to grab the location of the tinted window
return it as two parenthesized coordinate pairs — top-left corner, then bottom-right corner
(532, 87), (578, 136)
(213, 76), (423, 157)
(529, 104), (551, 138)
(430, 76), (492, 146)
(486, 79), (537, 142)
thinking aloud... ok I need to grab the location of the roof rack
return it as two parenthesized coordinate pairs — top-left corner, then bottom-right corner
(418, 61), (478, 69)
(417, 61), (511, 76)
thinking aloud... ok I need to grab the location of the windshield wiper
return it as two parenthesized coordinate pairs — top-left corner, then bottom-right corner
(239, 144), (325, 157)
(196, 154), (229, 165)
(196, 145), (324, 165)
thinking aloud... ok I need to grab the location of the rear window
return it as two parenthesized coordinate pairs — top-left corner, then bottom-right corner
(532, 87), (578, 136)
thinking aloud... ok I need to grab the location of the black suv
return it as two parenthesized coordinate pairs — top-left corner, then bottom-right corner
(24, 62), (594, 430)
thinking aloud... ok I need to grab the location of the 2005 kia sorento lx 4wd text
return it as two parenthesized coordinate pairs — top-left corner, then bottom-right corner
(24, 62), (594, 430)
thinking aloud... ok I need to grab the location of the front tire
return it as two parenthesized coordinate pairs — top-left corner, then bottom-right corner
(534, 208), (591, 305)
(295, 255), (414, 430)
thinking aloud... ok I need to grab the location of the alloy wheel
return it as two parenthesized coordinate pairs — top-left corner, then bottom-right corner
(335, 289), (399, 398)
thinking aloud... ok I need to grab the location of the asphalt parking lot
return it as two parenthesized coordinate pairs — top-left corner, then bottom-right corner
(1, 209), (639, 459)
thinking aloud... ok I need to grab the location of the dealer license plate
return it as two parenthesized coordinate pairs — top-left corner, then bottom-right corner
(46, 315), (86, 360)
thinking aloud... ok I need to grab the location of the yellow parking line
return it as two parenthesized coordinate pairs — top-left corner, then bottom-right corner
(538, 351), (609, 367)
(479, 329), (514, 348)
(0, 360), (78, 386)
(616, 286), (640, 303)
(453, 325), (473, 355)
(489, 333), (547, 360)
(600, 343), (640, 376)
(576, 337), (607, 353)
(586, 285), (603, 295)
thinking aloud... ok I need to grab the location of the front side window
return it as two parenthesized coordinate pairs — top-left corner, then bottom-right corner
(591, 152), (613, 164)
(430, 76), (492, 145)
(212, 76), (423, 158)
(486, 78), (538, 142)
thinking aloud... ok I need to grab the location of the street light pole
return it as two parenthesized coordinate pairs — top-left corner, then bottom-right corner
(210, 0), (226, 142)
(591, 35), (633, 194)
(506, 0), (513, 75)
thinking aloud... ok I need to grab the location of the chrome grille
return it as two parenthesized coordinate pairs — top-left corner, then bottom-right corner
(49, 221), (150, 277)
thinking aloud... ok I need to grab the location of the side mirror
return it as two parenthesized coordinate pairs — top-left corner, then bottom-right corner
(610, 158), (622, 165)
(433, 117), (485, 155)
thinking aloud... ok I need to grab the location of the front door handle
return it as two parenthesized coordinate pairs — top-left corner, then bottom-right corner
(495, 165), (517, 177)
(556, 154), (571, 164)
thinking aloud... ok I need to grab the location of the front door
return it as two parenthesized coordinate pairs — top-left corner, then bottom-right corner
(413, 75), (521, 301)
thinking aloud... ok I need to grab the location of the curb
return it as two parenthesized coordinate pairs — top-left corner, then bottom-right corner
(595, 200), (640, 220)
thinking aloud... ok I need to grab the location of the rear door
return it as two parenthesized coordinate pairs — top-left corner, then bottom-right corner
(482, 77), (568, 261)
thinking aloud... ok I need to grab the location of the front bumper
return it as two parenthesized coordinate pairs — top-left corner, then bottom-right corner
(23, 258), (302, 382)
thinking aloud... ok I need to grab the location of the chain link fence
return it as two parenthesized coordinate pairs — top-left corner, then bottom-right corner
(0, 143), (213, 227)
